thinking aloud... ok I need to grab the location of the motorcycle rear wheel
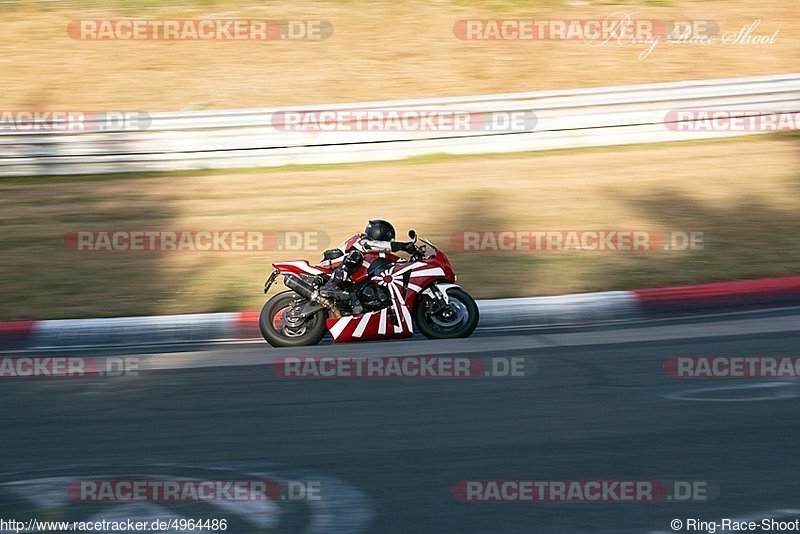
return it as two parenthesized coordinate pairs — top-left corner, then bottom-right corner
(260, 291), (328, 347)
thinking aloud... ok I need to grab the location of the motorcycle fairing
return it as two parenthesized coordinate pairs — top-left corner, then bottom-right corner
(325, 260), (447, 343)
(272, 260), (328, 276)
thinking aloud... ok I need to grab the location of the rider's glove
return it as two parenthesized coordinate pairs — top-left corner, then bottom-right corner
(391, 241), (416, 254)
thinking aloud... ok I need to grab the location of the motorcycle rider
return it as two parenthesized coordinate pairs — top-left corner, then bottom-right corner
(319, 219), (417, 300)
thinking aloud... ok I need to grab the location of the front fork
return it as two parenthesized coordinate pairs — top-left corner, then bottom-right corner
(421, 283), (459, 314)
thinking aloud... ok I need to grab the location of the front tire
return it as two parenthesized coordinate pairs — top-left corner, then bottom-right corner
(260, 290), (328, 347)
(414, 287), (479, 339)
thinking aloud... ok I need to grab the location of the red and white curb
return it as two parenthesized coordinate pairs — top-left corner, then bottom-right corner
(2, 276), (800, 350)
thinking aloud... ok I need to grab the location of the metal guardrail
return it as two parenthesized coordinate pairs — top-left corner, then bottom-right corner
(0, 73), (798, 176)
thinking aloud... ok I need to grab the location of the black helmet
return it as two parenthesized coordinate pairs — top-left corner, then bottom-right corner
(365, 219), (396, 241)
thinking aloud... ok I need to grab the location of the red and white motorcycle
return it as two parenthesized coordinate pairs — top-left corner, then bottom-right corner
(260, 230), (479, 347)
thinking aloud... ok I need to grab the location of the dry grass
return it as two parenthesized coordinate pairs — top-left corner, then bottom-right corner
(0, 0), (796, 110)
(0, 134), (798, 320)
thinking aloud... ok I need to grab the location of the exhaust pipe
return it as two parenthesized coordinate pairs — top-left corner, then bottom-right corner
(284, 274), (316, 300)
(283, 274), (336, 312)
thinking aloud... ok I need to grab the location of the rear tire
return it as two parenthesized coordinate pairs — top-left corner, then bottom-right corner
(414, 287), (479, 339)
(260, 291), (328, 347)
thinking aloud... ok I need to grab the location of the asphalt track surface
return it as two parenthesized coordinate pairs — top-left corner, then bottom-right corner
(3, 308), (800, 533)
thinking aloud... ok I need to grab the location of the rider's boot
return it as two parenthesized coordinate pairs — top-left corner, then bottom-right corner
(319, 268), (351, 300)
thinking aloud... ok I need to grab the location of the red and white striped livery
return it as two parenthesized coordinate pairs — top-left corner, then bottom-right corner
(259, 230), (479, 347)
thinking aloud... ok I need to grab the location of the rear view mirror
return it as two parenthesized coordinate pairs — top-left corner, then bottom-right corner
(408, 229), (416, 240)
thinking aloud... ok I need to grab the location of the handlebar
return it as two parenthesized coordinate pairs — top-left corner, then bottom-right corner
(404, 230), (435, 261)
(409, 243), (427, 261)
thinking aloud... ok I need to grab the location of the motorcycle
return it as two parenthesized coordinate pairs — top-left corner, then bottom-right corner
(260, 230), (479, 347)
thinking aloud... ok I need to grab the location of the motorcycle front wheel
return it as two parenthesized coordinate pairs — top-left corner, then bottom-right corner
(414, 287), (479, 339)
(260, 290), (328, 347)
